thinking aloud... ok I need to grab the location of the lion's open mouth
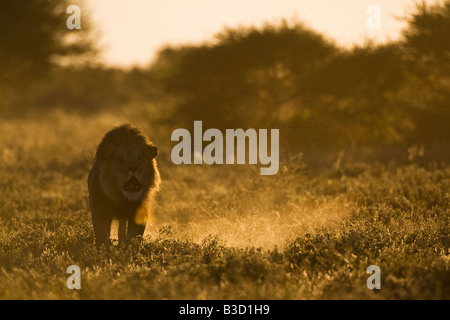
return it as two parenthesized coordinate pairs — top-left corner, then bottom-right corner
(122, 177), (143, 201)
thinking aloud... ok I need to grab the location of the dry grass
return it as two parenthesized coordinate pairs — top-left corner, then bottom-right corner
(0, 110), (448, 299)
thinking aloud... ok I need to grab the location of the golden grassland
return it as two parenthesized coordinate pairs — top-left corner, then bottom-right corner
(0, 110), (448, 299)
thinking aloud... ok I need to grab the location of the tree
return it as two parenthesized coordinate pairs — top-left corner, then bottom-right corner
(403, 0), (450, 62)
(153, 20), (337, 129)
(0, 0), (95, 84)
(400, 0), (450, 142)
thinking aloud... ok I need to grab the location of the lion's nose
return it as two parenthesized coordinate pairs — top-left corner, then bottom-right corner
(128, 165), (138, 172)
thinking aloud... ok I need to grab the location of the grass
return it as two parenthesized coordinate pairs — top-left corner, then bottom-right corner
(0, 109), (448, 299)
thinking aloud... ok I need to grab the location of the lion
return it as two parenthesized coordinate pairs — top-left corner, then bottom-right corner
(88, 124), (161, 247)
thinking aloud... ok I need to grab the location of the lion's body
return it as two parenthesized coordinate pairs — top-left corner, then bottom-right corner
(88, 124), (160, 247)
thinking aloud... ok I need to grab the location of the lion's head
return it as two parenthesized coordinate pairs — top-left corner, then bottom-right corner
(95, 124), (160, 204)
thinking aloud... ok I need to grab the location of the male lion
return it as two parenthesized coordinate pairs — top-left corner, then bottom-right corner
(88, 124), (161, 247)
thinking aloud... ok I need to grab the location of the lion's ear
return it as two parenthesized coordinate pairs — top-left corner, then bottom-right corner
(147, 145), (158, 159)
(96, 146), (113, 163)
(96, 149), (106, 162)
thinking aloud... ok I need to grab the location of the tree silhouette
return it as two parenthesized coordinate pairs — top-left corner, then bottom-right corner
(153, 21), (337, 129)
(0, 0), (95, 84)
(400, 0), (450, 142)
(403, 0), (450, 62)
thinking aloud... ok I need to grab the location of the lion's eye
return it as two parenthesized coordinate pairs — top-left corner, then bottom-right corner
(137, 155), (144, 161)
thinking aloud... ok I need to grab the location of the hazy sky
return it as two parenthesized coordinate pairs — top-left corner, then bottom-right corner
(85, 0), (439, 67)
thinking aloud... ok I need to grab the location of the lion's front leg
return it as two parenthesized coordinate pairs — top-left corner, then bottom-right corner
(118, 218), (128, 246)
(126, 218), (146, 243)
(92, 213), (112, 248)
